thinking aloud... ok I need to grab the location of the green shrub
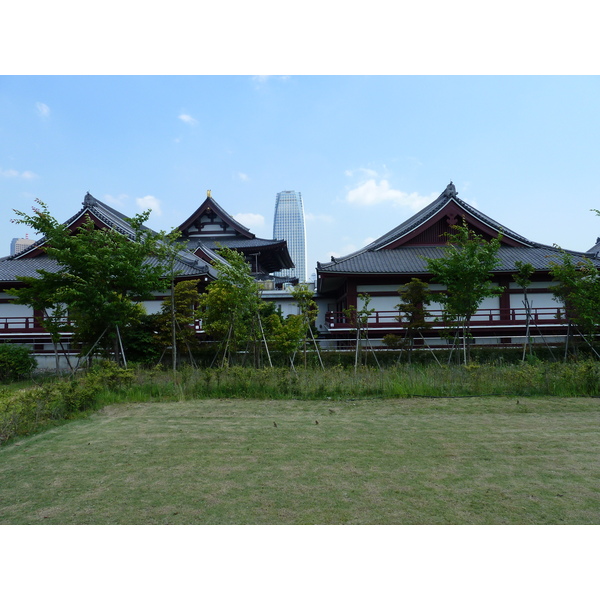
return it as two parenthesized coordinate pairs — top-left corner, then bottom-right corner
(87, 360), (135, 390)
(0, 344), (37, 382)
(0, 363), (134, 444)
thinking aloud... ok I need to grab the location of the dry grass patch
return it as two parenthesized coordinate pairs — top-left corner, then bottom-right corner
(1, 397), (600, 524)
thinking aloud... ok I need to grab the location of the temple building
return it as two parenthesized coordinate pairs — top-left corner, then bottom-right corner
(316, 182), (600, 347)
(177, 191), (294, 283)
(0, 193), (217, 361)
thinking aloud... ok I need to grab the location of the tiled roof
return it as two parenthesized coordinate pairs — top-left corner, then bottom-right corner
(199, 237), (288, 250)
(317, 245), (600, 275)
(366, 189), (534, 251)
(176, 193), (294, 272)
(177, 194), (254, 239)
(1, 193), (219, 283)
(317, 183), (599, 276)
(200, 195), (252, 235)
(10, 193), (151, 260)
(0, 255), (63, 281)
(0, 250), (216, 284)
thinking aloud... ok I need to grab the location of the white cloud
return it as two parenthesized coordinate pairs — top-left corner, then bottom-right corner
(1, 167), (38, 179)
(36, 102), (50, 117)
(178, 113), (197, 126)
(237, 172), (249, 182)
(136, 195), (162, 216)
(234, 212), (265, 229)
(346, 179), (435, 210)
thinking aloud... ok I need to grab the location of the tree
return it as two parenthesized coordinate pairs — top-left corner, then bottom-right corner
(290, 283), (322, 369)
(549, 249), (600, 356)
(425, 220), (503, 363)
(10, 199), (173, 366)
(512, 261), (536, 360)
(153, 280), (203, 365)
(198, 247), (265, 366)
(7, 272), (73, 374)
(343, 293), (378, 371)
(264, 312), (306, 366)
(395, 277), (433, 363)
(157, 230), (192, 374)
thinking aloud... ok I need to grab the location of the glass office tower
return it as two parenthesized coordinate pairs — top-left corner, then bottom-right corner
(273, 190), (307, 281)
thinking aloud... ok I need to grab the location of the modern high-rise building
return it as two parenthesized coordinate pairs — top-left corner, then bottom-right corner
(10, 236), (34, 256)
(273, 190), (307, 282)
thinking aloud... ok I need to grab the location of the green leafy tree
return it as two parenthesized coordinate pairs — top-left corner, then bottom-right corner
(513, 261), (536, 359)
(425, 220), (503, 363)
(154, 279), (203, 365)
(264, 312), (306, 365)
(258, 285), (321, 369)
(7, 276), (73, 374)
(158, 231), (195, 374)
(344, 293), (376, 371)
(9, 199), (173, 365)
(290, 284), (321, 368)
(396, 277), (433, 362)
(198, 247), (265, 366)
(549, 249), (600, 344)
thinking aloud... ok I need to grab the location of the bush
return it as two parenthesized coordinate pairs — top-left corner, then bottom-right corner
(0, 362), (133, 444)
(0, 344), (37, 382)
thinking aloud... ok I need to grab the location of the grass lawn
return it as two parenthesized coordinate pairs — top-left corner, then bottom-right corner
(1, 396), (600, 524)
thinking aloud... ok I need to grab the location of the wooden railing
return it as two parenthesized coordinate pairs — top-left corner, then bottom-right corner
(324, 307), (566, 330)
(0, 316), (72, 333)
(0, 316), (203, 336)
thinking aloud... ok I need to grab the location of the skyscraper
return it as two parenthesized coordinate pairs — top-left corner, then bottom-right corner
(273, 190), (307, 281)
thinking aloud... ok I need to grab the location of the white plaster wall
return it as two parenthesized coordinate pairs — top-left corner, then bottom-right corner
(471, 296), (501, 321)
(356, 295), (398, 323)
(509, 292), (563, 319)
(356, 295), (396, 311)
(0, 304), (33, 317)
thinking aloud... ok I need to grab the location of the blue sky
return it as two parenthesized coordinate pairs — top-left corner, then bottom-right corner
(3, 75), (600, 277)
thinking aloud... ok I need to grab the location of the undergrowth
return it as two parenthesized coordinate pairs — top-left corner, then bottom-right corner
(2, 359), (600, 445)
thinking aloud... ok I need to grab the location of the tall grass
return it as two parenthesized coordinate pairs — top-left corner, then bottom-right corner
(99, 360), (600, 404)
(3, 359), (600, 445)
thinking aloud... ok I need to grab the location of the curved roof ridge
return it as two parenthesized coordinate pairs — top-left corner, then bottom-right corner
(319, 183), (540, 270)
(205, 195), (251, 234)
(194, 241), (230, 265)
(178, 193), (255, 240)
(450, 195), (535, 247)
(319, 184), (454, 268)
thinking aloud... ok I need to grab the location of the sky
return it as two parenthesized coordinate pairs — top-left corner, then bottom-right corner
(2, 75), (600, 279)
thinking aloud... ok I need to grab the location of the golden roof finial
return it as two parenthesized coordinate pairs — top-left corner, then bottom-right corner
(207, 189), (212, 198)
